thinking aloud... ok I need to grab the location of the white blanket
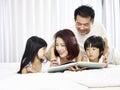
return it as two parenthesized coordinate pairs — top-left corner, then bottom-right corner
(64, 65), (120, 88)
(0, 73), (87, 90)
(0, 63), (120, 90)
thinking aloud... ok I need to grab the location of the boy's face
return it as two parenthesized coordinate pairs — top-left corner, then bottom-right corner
(85, 45), (100, 62)
(75, 15), (93, 35)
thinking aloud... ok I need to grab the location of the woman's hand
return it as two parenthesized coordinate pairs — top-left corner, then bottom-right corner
(67, 64), (87, 72)
(45, 42), (56, 61)
(50, 59), (59, 67)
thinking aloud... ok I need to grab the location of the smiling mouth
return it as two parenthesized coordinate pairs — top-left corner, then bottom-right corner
(80, 30), (86, 33)
(58, 52), (63, 55)
(78, 30), (86, 35)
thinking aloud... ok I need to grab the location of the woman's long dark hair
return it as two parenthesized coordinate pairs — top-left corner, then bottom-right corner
(17, 36), (47, 74)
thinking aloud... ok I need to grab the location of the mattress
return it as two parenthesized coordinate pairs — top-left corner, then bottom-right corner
(0, 63), (120, 90)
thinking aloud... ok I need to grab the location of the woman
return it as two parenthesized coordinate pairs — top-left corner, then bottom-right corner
(17, 36), (49, 74)
(47, 29), (85, 71)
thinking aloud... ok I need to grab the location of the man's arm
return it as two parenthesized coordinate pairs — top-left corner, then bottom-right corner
(103, 37), (109, 56)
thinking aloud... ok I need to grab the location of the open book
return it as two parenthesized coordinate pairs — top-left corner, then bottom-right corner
(47, 62), (106, 73)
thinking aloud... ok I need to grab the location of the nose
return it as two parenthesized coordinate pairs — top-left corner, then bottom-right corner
(56, 45), (62, 52)
(79, 25), (85, 30)
(57, 46), (62, 50)
(89, 49), (93, 54)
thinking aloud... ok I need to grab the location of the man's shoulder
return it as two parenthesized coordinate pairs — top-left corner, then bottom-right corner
(93, 22), (104, 27)
(92, 22), (106, 31)
(91, 22), (107, 38)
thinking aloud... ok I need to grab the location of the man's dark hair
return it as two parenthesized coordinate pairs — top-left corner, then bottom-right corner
(74, 5), (95, 21)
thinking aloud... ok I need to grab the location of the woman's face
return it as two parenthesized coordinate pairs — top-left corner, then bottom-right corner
(85, 44), (100, 62)
(37, 47), (46, 59)
(55, 37), (68, 58)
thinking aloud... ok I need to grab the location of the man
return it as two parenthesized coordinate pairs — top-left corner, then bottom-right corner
(70, 5), (120, 65)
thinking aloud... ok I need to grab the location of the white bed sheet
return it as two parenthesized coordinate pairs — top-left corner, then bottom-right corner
(64, 65), (120, 87)
(0, 63), (120, 90)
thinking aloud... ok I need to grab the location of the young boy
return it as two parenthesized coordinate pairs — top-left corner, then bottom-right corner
(84, 35), (107, 67)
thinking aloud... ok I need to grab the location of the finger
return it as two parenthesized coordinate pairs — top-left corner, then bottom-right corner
(51, 62), (58, 66)
(79, 67), (87, 71)
(75, 64), (79, 71)
(67, 66), (76, 71)
(103, 58), (108, 63)
(51, 60), (58, 64)
(26, 67), (33, 72)
(50, 60), (59, 66)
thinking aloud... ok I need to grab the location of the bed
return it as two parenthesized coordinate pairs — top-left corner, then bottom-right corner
(0, 63), (120, 90)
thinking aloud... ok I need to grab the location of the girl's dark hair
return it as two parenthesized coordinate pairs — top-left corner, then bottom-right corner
(84, 35), (105, 59)
(17, 36), (47, 74)
(54, 29), (79, 60)
(74, 5), (95, 21)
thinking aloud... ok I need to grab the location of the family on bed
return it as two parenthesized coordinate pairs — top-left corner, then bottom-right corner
(17, 5), (120, 74)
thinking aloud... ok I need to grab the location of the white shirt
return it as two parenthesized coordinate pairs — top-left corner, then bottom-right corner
(69, 22), (120, 65)
(69, 22), (107, 55)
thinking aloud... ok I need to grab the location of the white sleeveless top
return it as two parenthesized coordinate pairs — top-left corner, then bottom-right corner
(41, 59), (50, 73)
(26, 59), (50, 73)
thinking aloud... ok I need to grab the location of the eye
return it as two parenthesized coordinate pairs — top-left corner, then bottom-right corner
(61, 44), (65, 47)
(55, 43), (58, 46)
(76, 22), (82, 26)
(92, 47), (97, 50)
(84, 23), (90, 27)
(86, 48), (90, 51)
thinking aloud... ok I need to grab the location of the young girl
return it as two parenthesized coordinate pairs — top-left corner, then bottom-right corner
(84, 35), (107, 67)
(17, 36), (49, 74)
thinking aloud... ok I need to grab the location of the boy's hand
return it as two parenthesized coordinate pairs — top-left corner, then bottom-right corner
(103, 56), (108, 68)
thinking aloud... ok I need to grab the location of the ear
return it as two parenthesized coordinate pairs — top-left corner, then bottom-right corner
(100, 51), (104, 54)
(91, 19), (94, 24)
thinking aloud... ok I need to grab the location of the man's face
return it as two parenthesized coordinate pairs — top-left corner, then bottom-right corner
(75, 15), (93, 35)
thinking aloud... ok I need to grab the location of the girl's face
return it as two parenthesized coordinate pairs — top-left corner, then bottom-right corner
(55, 37), (68, 58)
(85, 44), (100, 62)
(37, 47), (46, 59)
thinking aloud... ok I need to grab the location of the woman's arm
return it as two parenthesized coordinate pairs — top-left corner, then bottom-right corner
(75, 51), (84, 62)
(45, 43), (57, 61)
